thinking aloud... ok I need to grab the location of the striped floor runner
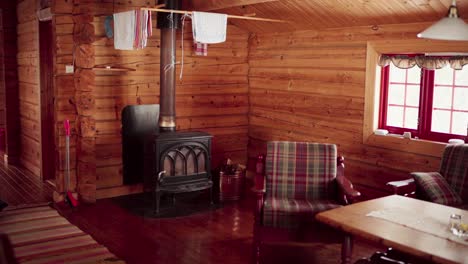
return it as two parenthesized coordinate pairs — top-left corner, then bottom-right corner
(0, 205), (124, 264)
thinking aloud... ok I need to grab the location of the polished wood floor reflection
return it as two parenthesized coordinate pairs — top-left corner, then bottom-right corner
(0, 159), (380, 264)
(57, 192), (381, 264)
(0, 161), (53, 207)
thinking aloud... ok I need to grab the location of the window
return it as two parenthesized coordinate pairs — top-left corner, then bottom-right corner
(380, 58), (468, 143)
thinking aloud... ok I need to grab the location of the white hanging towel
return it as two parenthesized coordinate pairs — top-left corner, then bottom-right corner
(192, 11), (227, 44)
(113, 11), (136, 50)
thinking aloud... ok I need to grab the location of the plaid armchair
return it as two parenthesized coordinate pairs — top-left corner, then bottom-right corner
(388, 144), (468, 208)
(252, 142), (361, 264)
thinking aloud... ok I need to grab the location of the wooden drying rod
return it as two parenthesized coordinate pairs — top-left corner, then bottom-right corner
(95, 4), (166, 17)
(141, 7), (287, 23)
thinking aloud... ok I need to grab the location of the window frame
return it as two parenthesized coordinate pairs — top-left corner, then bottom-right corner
(425, 68), (468, 142)
(379, 61), (467, 143)
(361, 40), (466, 159)
(379, 65), (421, 137)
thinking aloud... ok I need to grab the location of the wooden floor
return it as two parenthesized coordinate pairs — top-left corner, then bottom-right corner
(0, 161), (53, 207)
(0, 161), (381, 263)
(58, 193), (382, 264)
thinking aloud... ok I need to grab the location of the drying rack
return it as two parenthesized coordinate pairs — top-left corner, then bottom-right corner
(140, 7), (286, 23)
(96, 2), (286, 23)
(92, 4), (286, 72)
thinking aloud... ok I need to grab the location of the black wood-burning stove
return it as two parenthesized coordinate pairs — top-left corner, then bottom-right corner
(122, 107), (214, 214)
(122, 0), (213, 214)
(143, 132), (213, 213)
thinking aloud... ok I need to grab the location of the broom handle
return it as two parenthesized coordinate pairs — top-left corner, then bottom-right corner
(64, 120), (70, 193)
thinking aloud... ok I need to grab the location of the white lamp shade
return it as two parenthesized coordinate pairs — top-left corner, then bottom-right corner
(418, 17), (468, 41)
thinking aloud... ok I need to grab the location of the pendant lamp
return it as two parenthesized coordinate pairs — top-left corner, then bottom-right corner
(417, 0), (468, 41)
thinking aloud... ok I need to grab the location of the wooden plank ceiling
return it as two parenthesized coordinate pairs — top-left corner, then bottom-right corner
(187, 0), (468, 33)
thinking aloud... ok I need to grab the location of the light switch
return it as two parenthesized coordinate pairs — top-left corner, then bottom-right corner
(65, 65), (74, 74)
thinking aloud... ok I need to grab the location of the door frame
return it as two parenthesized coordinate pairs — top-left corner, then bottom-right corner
(39, 19), (55, 181)
(0, 10), (6, 154)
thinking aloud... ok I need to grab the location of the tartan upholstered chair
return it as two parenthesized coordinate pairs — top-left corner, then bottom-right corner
(252, 141), (361, 264)
(388, 144), (468, 208)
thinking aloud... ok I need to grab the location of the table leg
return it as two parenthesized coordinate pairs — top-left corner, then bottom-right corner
(341, 234), (353, 264)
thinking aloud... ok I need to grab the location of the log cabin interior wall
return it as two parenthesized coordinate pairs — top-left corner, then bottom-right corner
(247, 24), (468, 198)
(53, 0), (77, 201)
(203, 0), (468, 199)
(8, 0), (467, 200)
(17, 0), (41, 176)
(52, 0), (249, 200)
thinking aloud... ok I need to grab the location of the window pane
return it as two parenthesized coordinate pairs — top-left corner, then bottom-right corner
(453, 88), (468, 111)
(433, 86), (452, 109)
(387, 106), (403, 127)
(434, 66), (454, 86)
(406, 85), (420, 107)
(389, 64), (406, 83)
(407, 66), (421, 84)
(454, 67), (468, 86)
(431, 110), (451, 133)
(388, 84), (405, 105)
(452, 112), (468, 136)
(404, 107), (418, 129)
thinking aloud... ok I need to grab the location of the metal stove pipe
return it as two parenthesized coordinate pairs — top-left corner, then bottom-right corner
(157, 0), (181, 132)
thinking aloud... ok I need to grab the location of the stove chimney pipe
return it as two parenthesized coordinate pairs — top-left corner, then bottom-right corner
(157, 0), (181, 132)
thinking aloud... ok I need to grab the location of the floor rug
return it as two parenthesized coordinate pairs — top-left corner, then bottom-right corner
(0, 205), (124, 264)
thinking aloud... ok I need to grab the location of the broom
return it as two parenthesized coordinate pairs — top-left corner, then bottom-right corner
(64, 120), (79, 207)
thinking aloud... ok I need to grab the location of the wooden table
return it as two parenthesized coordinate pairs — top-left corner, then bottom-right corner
(316, 195), (468, 264)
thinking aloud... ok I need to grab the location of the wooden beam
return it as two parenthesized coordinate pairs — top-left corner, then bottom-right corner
(187, 0), (280, 11)
(142, 7), (286, 23)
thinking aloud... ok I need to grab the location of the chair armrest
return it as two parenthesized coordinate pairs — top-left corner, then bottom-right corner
(336, 175), (361, 204)
(336, 156), (361, 204)
(251, 187), (266, 194)
(386, 178), (416, 197)
(255, 154), (266, 190)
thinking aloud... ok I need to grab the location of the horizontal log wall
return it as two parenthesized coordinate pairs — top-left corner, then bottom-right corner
(53, 0), (249, 198)
(53, 0), (75, 199)
(17, 0), (41, 176)
(247, 23), (463, 199)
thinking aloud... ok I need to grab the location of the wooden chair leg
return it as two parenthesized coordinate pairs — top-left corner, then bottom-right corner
(341, 234), (353, 264)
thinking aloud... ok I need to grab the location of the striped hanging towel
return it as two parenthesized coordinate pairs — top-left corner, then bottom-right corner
(113, 10), (152, 50)
(194, 42), (208, 56)
(134, 10), (152, 49)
